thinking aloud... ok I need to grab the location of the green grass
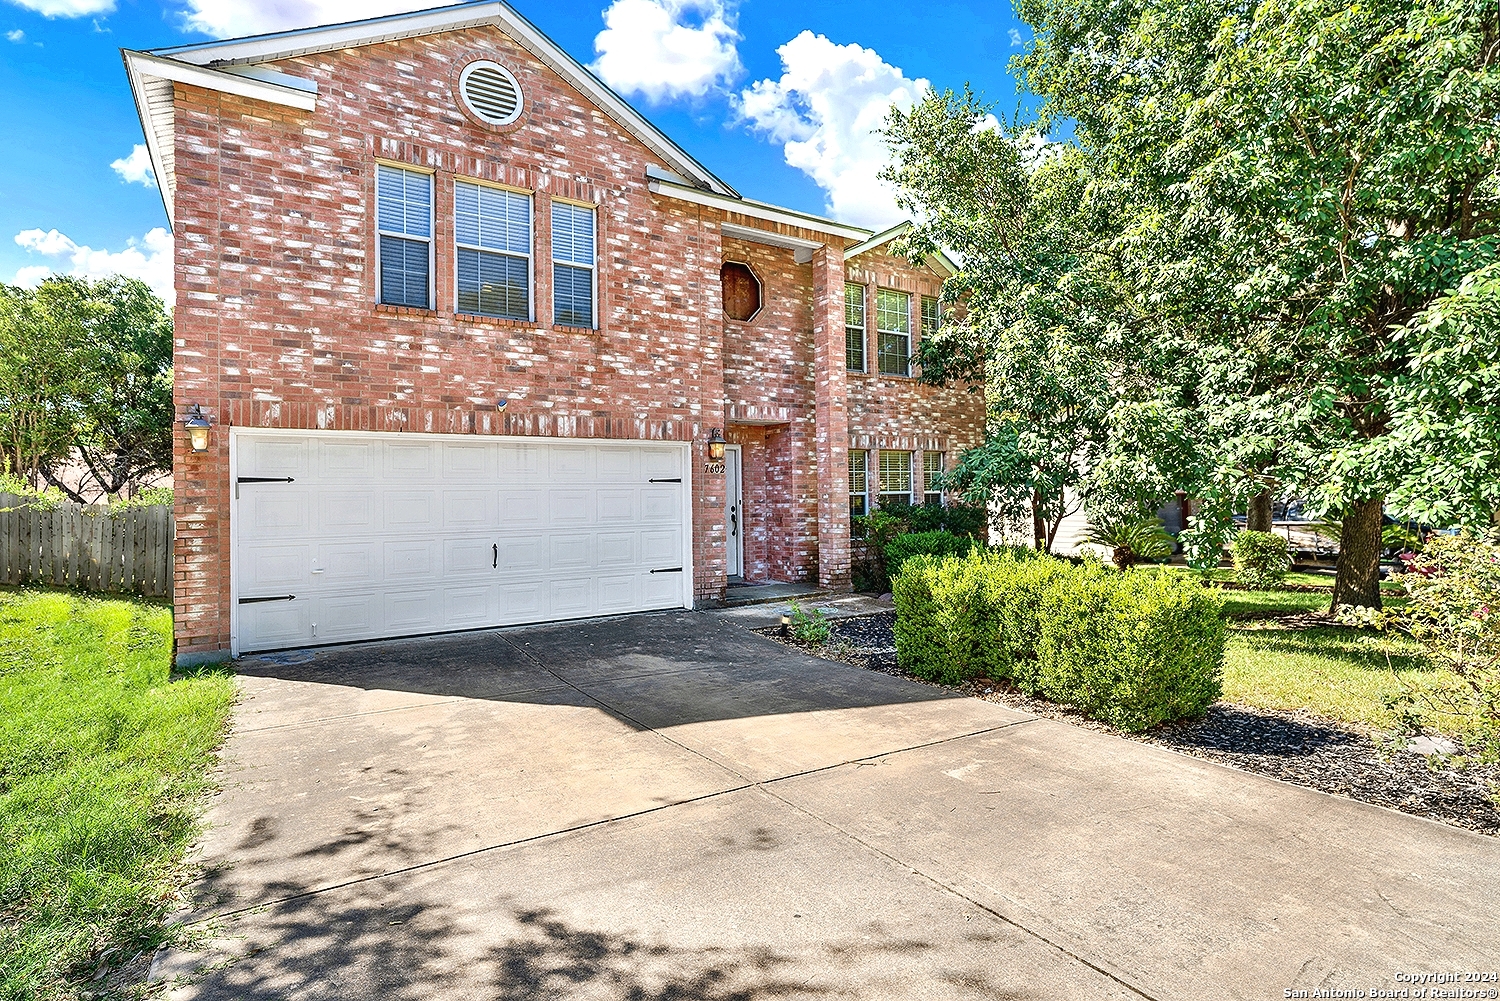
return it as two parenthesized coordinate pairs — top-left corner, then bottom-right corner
(0, 588), (234, 1001)
(1221, 626), (1452, 733)
(1214, 587), (1333, 618)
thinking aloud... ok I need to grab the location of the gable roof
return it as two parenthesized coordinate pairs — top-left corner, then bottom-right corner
(123, 0), (738, 223)
(844, 222), (959, 277)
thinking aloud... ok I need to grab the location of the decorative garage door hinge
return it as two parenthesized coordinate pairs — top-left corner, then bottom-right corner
(239, 594), (297, 604)
(236, 475), (295, 498)
(650, 567), (683, 574)
(648, 477), (682, 483)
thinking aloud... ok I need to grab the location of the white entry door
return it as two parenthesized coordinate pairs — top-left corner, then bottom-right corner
(724, 444), (743, 579)
(231, 431), (691, 654)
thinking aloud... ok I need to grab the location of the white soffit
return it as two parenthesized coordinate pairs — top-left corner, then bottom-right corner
(845, 222), (959, 277)
(650, 179), (871, 242)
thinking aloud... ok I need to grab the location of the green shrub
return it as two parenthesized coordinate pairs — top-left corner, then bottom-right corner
(786, 600), (831, 644)
(1084, 515), (1175, 568)
(884, 530), (979, 581)
(1232, 530), (1292, 588)
(872, 499), (989, 538)
(1034, 567), (1225, 730)
(894, 552), (1225, 729)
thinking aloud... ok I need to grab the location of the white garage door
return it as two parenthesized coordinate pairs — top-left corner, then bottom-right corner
(232, 431), (690, 654)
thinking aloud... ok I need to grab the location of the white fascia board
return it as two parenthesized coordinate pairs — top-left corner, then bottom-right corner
(122, 50), (177, 224)
(649, 179), (871, 242)
(845, 221), (961, 277)
(124, 51), (319, 110)
(720, 222), (823, 252)
(148, 0), (737, 199)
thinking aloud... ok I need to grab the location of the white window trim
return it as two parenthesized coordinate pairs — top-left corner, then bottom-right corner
(923, 451), (945, 506)
(552, 200), (598, 329)
(876, 289), (912, 378)
(454, 179), (534, 322)
(877, 449), (914, 507)
(375, 163), (434, 310)
(849, 448), (870, 516)
(845, 282), (866, 373)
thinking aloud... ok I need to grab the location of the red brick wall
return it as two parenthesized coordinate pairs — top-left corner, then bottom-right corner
(170, 25), (731, 656)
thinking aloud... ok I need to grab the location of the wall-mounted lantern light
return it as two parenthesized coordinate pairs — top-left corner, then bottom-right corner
(184, 404), (213, 453)
(707, 427), (727, 462)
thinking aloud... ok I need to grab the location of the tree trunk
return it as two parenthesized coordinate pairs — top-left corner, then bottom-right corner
(1247, 489), (1273, 533)
(1331, 496), (1384, 611)
(1031, 490), (1047, 552)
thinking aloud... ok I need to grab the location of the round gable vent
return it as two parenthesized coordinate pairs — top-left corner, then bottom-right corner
(460, 61), (523, 126)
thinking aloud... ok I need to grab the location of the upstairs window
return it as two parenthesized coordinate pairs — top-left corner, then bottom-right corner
(376, 164), (432, 309)
(845, 282), (866, 372)
(456, 180), (531, 321)
(878, 450), (912, 508)
(876, 289), (911, 376)
(721, 262), (762, 322)
(921, 295), (940, 339)
(553, 202), (596, 327)
(849, 449), (868, 520)
(923, 452), (944, 506)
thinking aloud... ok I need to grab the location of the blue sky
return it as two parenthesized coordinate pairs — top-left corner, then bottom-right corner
(0, 0), (1031, 302)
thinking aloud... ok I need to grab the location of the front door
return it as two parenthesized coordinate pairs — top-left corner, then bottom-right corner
(724, 444), (743, 579)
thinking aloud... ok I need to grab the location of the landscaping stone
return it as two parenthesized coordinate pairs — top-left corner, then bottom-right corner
(764, 610), (1500, 837)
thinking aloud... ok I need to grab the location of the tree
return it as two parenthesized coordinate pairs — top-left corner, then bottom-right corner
(881, 91), (1119, 550)
(0, 276), (173, 503)
(1016, 0), (1500, 607)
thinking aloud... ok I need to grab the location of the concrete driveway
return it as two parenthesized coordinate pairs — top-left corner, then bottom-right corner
(156, 610), (1500, 1000)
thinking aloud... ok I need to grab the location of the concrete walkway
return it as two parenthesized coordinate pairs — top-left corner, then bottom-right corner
(155, 611), (1500, 1000)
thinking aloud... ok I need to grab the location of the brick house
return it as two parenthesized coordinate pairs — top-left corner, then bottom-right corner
(123, 0), (985, 664)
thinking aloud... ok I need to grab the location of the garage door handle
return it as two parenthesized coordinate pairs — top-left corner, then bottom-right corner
(649, 477), (681, 483)
(493, 543), (498, 569)
(650, 567), (683, 574)
(239, 594), (296, 604)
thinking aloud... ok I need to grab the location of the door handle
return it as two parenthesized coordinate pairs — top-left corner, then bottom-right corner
(730, 506), (738, 537)
(493, 543), (498, 569)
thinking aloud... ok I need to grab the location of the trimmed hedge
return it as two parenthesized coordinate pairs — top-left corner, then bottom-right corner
(884, 530), (980, 581)
(893, 551), (1225, 730)
(1232, 530), (1292, 589)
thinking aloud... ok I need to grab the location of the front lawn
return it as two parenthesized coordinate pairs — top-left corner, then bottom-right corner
(1223, 626), (1446, 735)
(0, 588), (234, 1001)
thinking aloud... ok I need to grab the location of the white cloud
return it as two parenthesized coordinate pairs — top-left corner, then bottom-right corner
(592, 0), (740, 102)
(110, 144), (156, 187)
(5, 28), (23, 41)
(1009, 27), (1024, 46)
(5, 0), (112, 16)
(738, 31), (929, 230)
(179, 0), (433, 38)
(12, 228), (173, 305)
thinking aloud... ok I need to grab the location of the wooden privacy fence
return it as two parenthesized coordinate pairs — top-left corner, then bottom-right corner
(0, 492), (173, 598)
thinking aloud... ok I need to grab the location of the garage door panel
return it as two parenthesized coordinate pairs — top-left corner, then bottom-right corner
(596, 447), (636, 480)
(313, 593), (378, 642)
(444, 585), (495, 627)
(320, 492), (376, 533)
(500, 582), (544, 618)
(549, 579), (593, 615)
(597, 574), (638, 612)
(384, 540), (439, 580)
(235, 433), (688, 652)
(385, 442), (435, 477)
(244, 489), (312, 535)
(385, 589), (441, 632)
(443, 442), (494, 479)
(549, 535), (591, 570)
(596, 532), (637, 567)
(240, 599), (310, 648)
(641, 487), (681, 522)
(548, 445), (592, 481)
(497, 489), (546, 527)
(442, 489), (495, 529)
(320, 440), (378, 479)
(242, 437), (309, 478)
(548, 490), (591, 525)
(384, 491), (438, 530)
(640, 447), (682, 479)
(316, 542), (378, 583)
(496, 537), (544, 573)
(643, 571), (683, 605)
(641, 529), (682, 564)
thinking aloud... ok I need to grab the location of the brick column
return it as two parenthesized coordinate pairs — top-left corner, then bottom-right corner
(811, 244), (851, 588)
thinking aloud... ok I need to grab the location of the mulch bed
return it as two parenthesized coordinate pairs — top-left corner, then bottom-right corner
(761, 611), (1500, 837)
